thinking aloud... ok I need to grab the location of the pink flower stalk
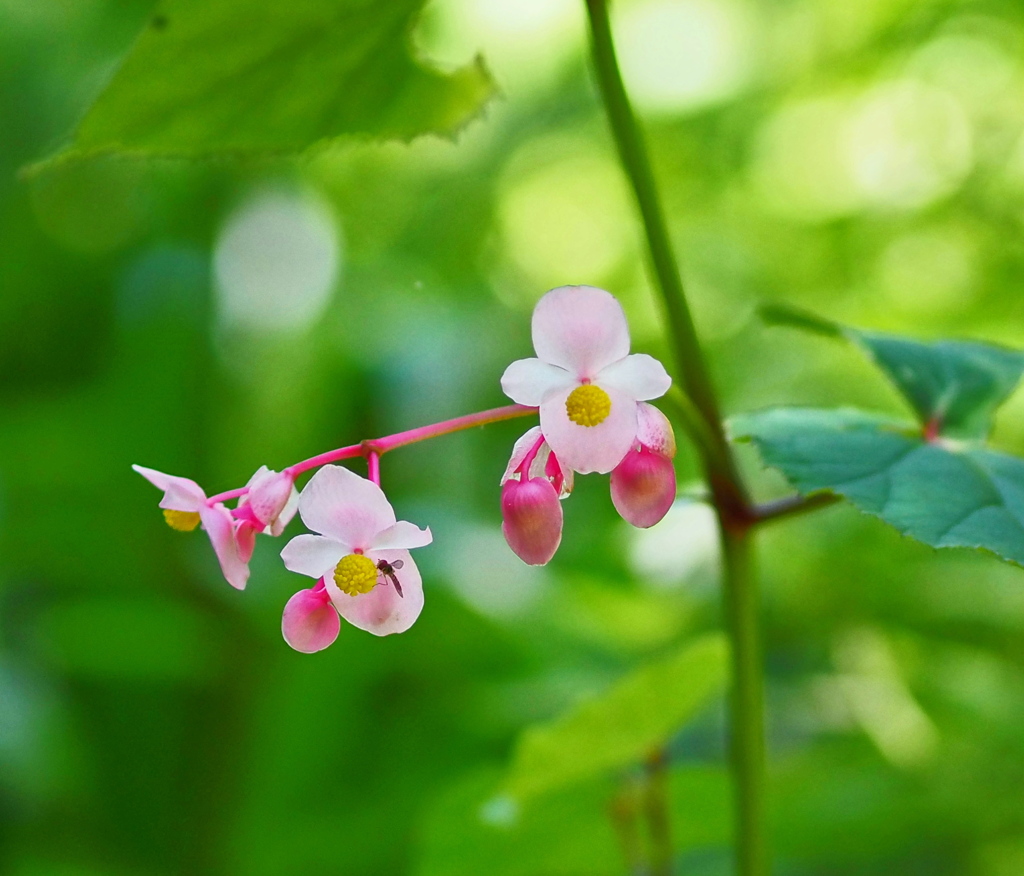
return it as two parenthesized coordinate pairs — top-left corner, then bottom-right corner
(501, 285), (672, 475)
(132, 464), (251, 590)
(499, 427), (572, 565)
(610, 403), (677, 528)
(279, 465), (432, 650)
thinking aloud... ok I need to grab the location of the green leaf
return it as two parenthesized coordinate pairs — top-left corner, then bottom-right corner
(732, 407), (1024, 568)
(32, 0), (493, 169)
(762, 305), (1024, 439)
(500, 634), (728, 802)
(414, 766), (730, 876)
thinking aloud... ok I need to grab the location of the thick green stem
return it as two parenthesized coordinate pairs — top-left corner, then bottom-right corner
(582, 0), (747, 519)
(582, 2), (767, 874)
(721, 525), (766, 876)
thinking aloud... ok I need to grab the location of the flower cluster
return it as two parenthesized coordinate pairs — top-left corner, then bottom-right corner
(499, 286), (676, 564)
(133, 285), (676, 650)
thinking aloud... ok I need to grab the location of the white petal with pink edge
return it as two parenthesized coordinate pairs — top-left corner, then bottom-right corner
(297, 465), (396, 548)
(326, 549), (424, 635)
(531, 286), (631, 377)
(371, 521), (432, 551)
(539, 384), (638, 475)
(597, 354), (672, 401)
(500, 358), (575, 406)
(282, 584), (341, 653)
(280, 534), (349, 580)
(199, 504), (249, 590)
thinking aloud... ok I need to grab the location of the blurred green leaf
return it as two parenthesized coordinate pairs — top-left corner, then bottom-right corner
(34, 596), (220, 683)
(32, 0), (493, 170)
(501, 634), (728, 801)
(415, 766), (730, 876)
(763, 305), (1024, 439)
(733, 407), (1024, 568)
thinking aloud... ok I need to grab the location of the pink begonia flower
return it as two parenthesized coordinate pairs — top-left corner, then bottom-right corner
(610, 403), (677, 528)
(279, 465), (432, 648)
(499, 426), (574, 565)
(132, 464), (251, 590)
(501, 285), (672, 475)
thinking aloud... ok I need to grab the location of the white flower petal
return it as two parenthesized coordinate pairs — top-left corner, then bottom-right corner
(500, 358), (575, 406)
(597, 354), (672, 401)
(280, 534), (349, 580)
(371, 521), (432, 551)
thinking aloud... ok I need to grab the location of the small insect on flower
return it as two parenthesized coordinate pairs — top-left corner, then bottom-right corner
(376, 558), (404, 597)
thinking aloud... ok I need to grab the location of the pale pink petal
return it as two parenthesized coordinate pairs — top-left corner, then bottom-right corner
(244, 467), (296, 529)
(370, 521), (433, 551)
(636, 403), (676, 458)
(297, 465), (396, 548)
(280, 534), (349, 580)
(270, 486), (300, 536)
(199, 504), (249, 590)
(500, 358), (576, 406)
(501, 478), (563, 565)
(326, 549), (424, 636)
(531, 286), (631, 378)
(236, 520), (258, 563)
(597, 354), (672, 401)
(132, 464), (206, 511)
(539, 385), (638, 475)
(282, 583), (340, 653)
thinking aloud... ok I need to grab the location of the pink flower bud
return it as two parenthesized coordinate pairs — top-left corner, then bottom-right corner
(501, 477), (563, 566)
(610, 445), (676, 528)
(242, 467), (299, 535)
(611, 404), (677, 528)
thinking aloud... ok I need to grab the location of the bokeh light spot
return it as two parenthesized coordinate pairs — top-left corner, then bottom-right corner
(615, 0), (755, 115)
(214, 187), (341, 333)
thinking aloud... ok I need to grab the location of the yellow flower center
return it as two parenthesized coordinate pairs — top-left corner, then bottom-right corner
(163, 509), (201, 532)
(334, 553), (379, 596)
(565, 384), (612, 427)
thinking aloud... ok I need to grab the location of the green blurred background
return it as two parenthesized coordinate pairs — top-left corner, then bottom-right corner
(4, 0), (1024, 873)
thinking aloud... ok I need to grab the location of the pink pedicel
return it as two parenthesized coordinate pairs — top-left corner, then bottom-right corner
(279, 465), (432, 644)
(500, 285), (672, 474)
(132, 464), (252, 590)
(610, 402), (677, 528)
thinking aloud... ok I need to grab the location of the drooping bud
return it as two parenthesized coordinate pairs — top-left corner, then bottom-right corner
(282, 580), (340, 653)
(610, 403), (676, 528)
(240, 467), (299, 535)
(501, 478), (563, 566)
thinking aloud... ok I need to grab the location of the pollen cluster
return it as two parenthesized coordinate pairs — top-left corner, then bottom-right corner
(334, 553), (379, 596)
(565, 384), (612, 427)
(163, 508), (201, 532)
